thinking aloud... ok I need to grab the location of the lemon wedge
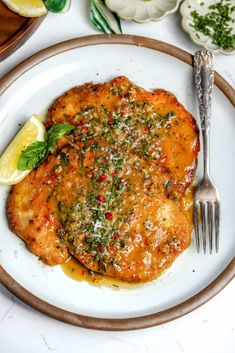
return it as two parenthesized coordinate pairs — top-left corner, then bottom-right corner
(0, 115), (45, 185)
(1, 0), (47, 17)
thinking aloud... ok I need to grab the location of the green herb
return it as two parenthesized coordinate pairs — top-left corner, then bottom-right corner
(90, 0), (122, 34)
(57, 201), (64, 212)
(140, 139), (149, 156)
(111, 87), (122, 96)
(117, 183), (124, 192)
(59, 151), (70, 165)
(166, 112), (176, 119)
(120, 239), (126, 248)
(17, 123), (74, 171)
(165, 181), (171, 191)
(44, 0), (71, 13)
(47, 123), (75, 153)
(190, 0), (235, 50)
(92, 141), (100, 151)
(129, 101), (135, 109)
(17, 141), (47, 170)
(137, 101), (144, 109)
(93, 209), (104, 222)
(160, 111), (176, 126)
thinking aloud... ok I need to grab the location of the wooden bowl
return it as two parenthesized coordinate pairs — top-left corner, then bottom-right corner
(0, 1), (44, 62)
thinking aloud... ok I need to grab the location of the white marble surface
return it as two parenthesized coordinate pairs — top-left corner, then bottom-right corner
(0, 1), (234, 352)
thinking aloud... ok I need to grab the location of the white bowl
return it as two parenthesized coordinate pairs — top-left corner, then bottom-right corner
(180, 0), (235, 55)
(105, 0), (182, 23)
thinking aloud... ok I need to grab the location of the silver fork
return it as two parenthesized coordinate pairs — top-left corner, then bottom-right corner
(193, 50), (221, 254)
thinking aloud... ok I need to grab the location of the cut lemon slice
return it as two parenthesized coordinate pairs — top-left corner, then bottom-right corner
(1, 0), (47, 17)
(0, 115), (46, 185)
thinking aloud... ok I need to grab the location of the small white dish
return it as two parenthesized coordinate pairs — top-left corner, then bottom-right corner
(105, 0), (182, 23)
(181, 0), (235, 55)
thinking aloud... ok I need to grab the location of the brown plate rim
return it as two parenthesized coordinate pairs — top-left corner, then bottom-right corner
(0, 34), (234, 331)
(0, 16), (45, 62)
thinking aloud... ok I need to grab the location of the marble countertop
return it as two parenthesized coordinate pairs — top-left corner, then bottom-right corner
(0, 1), (234, 352)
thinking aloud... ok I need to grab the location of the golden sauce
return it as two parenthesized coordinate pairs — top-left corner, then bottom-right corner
(62, 257), (141, 289)
(180, 184), (194, 228)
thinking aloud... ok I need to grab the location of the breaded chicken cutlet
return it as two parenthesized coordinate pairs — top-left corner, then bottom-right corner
(7, 77), (199, 282)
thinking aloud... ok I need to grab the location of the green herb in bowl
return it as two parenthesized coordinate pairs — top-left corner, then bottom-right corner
(191, 0), (235, 50)
(181, 0), (235, 54)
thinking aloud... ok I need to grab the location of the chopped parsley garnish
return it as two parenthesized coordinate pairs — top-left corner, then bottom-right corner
(59, 151), (70, 165)
(190, 0), (235, 50)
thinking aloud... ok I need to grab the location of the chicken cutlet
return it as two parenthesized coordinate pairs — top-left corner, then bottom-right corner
(7, 77), (199, 282)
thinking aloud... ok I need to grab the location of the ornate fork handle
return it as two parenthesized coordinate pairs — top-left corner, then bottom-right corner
(194, 50), (214, 130)
(194, 50), (215, 178)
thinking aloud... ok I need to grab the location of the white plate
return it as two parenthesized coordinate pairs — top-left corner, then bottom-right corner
(0, 35), (234, 330)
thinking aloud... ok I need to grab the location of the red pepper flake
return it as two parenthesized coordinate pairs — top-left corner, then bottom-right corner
(73, 143), (79, 150)
(108, 119), (113, 125)
(112, 234), (119, 240)
(105, 212), (113, 220)
(44, 211), (51, 222)
(132, 213), (139, 220)
(97, 195), (105, 203)
(81, 117), (88, 124)
(81, 126), (89, 132)
(70, 119), (78, 127)
(88, 169), (94, 178)
(113, 170), (119, 177)
(82, 270), (86, 277)
(49, 173), (58, 185)
(98, 175), (107, 182)
(145, 126), (151, 133)
(144, 239), (149, 246)
(92, 277), (98, 283)
(134, 132), (138, 140)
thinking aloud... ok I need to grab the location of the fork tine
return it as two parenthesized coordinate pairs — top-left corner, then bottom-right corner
(194, 202), (200, 253)
(200, 202), (207, 254)
(215, 201), (220, 253)
(208, 202), (213, 254)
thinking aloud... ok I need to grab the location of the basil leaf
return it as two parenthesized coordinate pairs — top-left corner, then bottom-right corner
(47, 123), (75, 153)
(91, 0), (122, 34)
(17, 123), (74, 171)
(44, 0), (71, 13)
(17, 141), (47, 171)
